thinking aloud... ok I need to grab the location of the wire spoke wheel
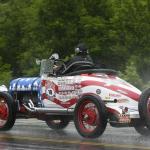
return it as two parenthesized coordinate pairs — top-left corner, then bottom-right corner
(46, 116), (70, 130)
(0, 92), (16, 131)
(74, 95), (107, 138)
(78, 101), (99, 133)
(0, 98), (9, 127)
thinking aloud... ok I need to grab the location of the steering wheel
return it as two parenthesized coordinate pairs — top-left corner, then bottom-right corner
(49, 53), (67, 74)
(55, 59), (67, 71)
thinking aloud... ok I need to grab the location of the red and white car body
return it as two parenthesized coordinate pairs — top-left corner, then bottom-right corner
(41, 73), (141, 125)
(1, 56), (148, 138)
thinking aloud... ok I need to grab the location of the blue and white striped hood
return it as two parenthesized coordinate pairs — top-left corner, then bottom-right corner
(9, 77), (41, 92)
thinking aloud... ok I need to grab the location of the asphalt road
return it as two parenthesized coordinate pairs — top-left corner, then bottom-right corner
(0, 119), (150, 150)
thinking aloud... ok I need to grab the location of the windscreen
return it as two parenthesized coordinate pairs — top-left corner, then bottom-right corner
(40, 59), (54, 76)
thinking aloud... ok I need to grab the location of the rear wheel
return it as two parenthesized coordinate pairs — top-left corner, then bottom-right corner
(0, 92), (16, 131)
(46, 116), (71, 130)
(138, 88), (150, 130)
(74, 95), (107, 138)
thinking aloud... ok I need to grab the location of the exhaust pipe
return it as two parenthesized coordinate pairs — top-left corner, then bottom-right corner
(23, 100), (73, 115)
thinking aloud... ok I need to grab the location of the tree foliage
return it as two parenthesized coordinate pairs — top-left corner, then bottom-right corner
(0, 57), (12, 85)
(119, 57), (143, 89)
(0, 0), (150, 88)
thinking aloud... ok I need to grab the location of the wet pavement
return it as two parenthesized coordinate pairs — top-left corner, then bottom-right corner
(0, 119), (150, 150)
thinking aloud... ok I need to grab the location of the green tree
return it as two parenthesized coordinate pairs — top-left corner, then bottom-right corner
(120, 57), (143, 89)
(110, 0), (150, 80)
(38, 0), (81, 56)
(0, 57), (12, 85)
(0, 0), (149, 89)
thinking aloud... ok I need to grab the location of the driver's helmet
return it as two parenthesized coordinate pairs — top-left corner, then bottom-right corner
(75, 43), (88, 55)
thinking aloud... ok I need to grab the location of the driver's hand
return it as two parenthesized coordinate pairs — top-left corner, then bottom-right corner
(53, 65), (61, 71)
(53, 65), (58, 69)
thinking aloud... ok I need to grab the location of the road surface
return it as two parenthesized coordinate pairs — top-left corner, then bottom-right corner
(0, 119), (150, 150)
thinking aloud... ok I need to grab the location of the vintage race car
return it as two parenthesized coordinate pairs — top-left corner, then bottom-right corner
(0, 54), (149, 138)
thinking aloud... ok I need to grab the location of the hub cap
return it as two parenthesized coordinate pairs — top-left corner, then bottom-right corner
(78, 100), (100, 133)
(0, 97), (9, 127)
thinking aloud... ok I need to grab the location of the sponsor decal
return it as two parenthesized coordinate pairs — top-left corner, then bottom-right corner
(109, 93), (121, 98)
(43, 77), (82, 102)
(42, 80), (56, 101)
(96, 89), (101, 94)
(58, 85), (75, 91)
(58, 77), (81, 85)
(56, 77), (82, 100)
(118, 114), (131, 123)
(117, 99), (129, 103)
(46, 88), (55, 97)
(105, 96), (110, 100)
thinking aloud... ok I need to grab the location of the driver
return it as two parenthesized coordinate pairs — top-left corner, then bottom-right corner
(65, 43), (93, 67)
(54, 43), (93, 74)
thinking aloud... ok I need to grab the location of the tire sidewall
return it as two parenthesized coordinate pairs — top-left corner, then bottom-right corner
(0, 92), (16, 130)
(74, 94), (107, 138)
(46, 115), (70, 130)
(139, 88), (150, 129)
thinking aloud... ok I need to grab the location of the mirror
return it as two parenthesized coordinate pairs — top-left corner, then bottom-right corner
(49, 53), (59, 60)
(36, 58), (41, 65)
(0, 85), (8, 92)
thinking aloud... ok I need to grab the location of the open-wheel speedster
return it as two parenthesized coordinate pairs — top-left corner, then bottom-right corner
(0, 53), (149, 138)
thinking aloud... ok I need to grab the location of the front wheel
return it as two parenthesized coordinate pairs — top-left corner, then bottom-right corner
(0, 92), (16, 131)
(46, 116), (71, 130)
(74, 95), (107, 138)
(138, 88), (150, 129)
